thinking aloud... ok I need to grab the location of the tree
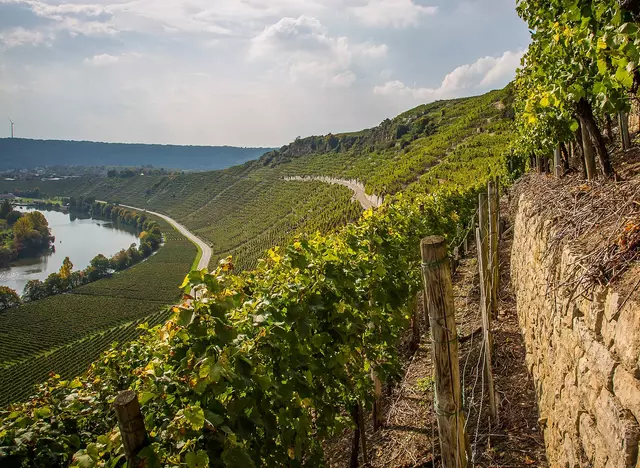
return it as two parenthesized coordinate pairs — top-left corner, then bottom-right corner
(59, 257), (73, 281)
(87, 254), (110, 281)
(6, 210), (22, 226)
(0, 200), (12, 219)
(22, 280), (47, 302)
(13, 216), (34, 239)
(0, 286), (21, 312)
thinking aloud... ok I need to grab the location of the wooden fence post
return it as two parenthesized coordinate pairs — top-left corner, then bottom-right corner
(488, 182), (499, 320)
(420, 236), (469, 468)
(410, 293), (420, 352)
(114, 390), (149, 466)
(619, 111), (631, 151)
(372, 371), (382, 432)
(554, 145), (562, 178)
(475, 228), (498, 422)
(581, 119), (597, 180)
(357, 401), (369, 466)
(478, 193), (491, 322)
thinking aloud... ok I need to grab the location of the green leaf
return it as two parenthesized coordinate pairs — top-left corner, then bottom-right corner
(138, 392), (157, 406)
(222, 446), (256, 468)
(35, 406), (52, 419)
(199, 358), (222, 382)
(615, 67), (633, 88)
(186, 450), (209, 468)
(137, 446), (161, 468)
(72, 453), (95, 468)
(204, 410), (224, 426)
(597, 59), (608, 75)
(177, 309), (194, 327)
(184, 406), (205, 431)
(569, 120), (579, 133)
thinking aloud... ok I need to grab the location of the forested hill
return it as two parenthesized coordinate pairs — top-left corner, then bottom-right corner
(0, 138), (274, 171)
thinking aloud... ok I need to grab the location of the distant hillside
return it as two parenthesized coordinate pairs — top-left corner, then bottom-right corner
(0, 86), (515, 271)
(0, 138), (275, 171)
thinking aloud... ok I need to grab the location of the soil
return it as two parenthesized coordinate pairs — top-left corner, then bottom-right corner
(325, 202), (548, 467)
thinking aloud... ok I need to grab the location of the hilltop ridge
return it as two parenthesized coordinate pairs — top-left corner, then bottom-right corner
(0, 138), (275, 171)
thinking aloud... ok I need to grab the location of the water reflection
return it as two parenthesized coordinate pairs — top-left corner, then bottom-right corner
(0, 208), (140, 294)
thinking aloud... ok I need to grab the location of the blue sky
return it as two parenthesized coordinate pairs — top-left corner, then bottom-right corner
(0, 0), (530, 147)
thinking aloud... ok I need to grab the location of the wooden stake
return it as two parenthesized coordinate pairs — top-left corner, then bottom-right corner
(475, 228), (498, 422)
(619, 111), (631, 151)
(113, 390), (149, 466)
(581, 118), (597, 180)
(554, 145), (562, 178)
(488, 182), (499, 320)
(478, 193), (490, 322)
(372, 371), (382, 432)
(410, 293), (420, 352)
(357, 401), (369, 466)
(420, 236), (469, 468)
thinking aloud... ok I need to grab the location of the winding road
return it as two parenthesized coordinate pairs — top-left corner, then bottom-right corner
(283, 176), (383, 209)
(119, 204), (212, 270)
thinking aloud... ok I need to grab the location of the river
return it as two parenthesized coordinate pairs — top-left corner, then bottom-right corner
(0, 208), (140, 294)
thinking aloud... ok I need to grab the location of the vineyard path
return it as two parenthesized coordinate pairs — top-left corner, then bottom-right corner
(284, 176), (382, 210)
(118, 203), (211, 270)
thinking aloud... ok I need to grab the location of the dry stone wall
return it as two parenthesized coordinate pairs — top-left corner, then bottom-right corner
(511, 195), (640, 467)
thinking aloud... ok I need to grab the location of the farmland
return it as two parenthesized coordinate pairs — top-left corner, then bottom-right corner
(0, 217), (195, 406)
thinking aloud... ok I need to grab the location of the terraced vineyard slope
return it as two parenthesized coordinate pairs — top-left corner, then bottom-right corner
(0, 217), (195, 406)
(0, 86), (515, 272)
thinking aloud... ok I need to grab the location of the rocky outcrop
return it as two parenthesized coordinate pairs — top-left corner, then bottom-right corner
(511, 196), (640, 467)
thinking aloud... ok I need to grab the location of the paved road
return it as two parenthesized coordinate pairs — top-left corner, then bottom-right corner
(119, 204), (211, 270)
(283, 176), (383, 209)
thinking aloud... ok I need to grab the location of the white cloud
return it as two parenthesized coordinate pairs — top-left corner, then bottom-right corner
(374, 49), (525, 101)
(349, 0), (437, 28)
(84, 53), (119, 66)
(250, 16), (387, 87)
(0, 27), (50, 48)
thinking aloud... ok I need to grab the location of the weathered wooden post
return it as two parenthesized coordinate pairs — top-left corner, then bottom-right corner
(420, 236), (469, 468)
(554, 145), (562, 178)
(410, 293), (421, 352)
(114, 390), (149, 466)
(581, 119), (597, 180)
(358, 402), (369, 466)
(478, 193), (491, 322)
(372, 371), (383, 432)
(619, 111), (631, 151)
(475, 229), (498, 422)
(488, 182), (499, 320)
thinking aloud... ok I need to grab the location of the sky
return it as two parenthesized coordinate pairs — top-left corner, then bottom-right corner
(0, 0), (531, 147)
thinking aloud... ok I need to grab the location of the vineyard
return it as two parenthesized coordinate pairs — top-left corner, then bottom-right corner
(0, 82), (518, 467)
(0, 218), (195, 406)
(0, 88), (514, 273)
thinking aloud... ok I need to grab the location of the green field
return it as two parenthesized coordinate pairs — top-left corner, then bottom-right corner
(0, 217), (195, 406)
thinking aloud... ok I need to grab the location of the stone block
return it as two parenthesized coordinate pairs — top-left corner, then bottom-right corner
(579, 412), (609, 467)
(574, 318), (618, 391)
(614, 298), (640, 377)
(613, 367), (640, 424)
(594, 388), (640, 467)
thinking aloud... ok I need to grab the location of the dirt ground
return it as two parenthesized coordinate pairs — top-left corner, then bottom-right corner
(325, 206), (548, 467)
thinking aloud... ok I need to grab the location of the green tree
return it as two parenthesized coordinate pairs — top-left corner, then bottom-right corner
(0, 286), (21, 312)
(6, 210), (22, 226)
(22, 280), (47, 302)
(87, 254), (110, 281)
(0, 200), (12, 219)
